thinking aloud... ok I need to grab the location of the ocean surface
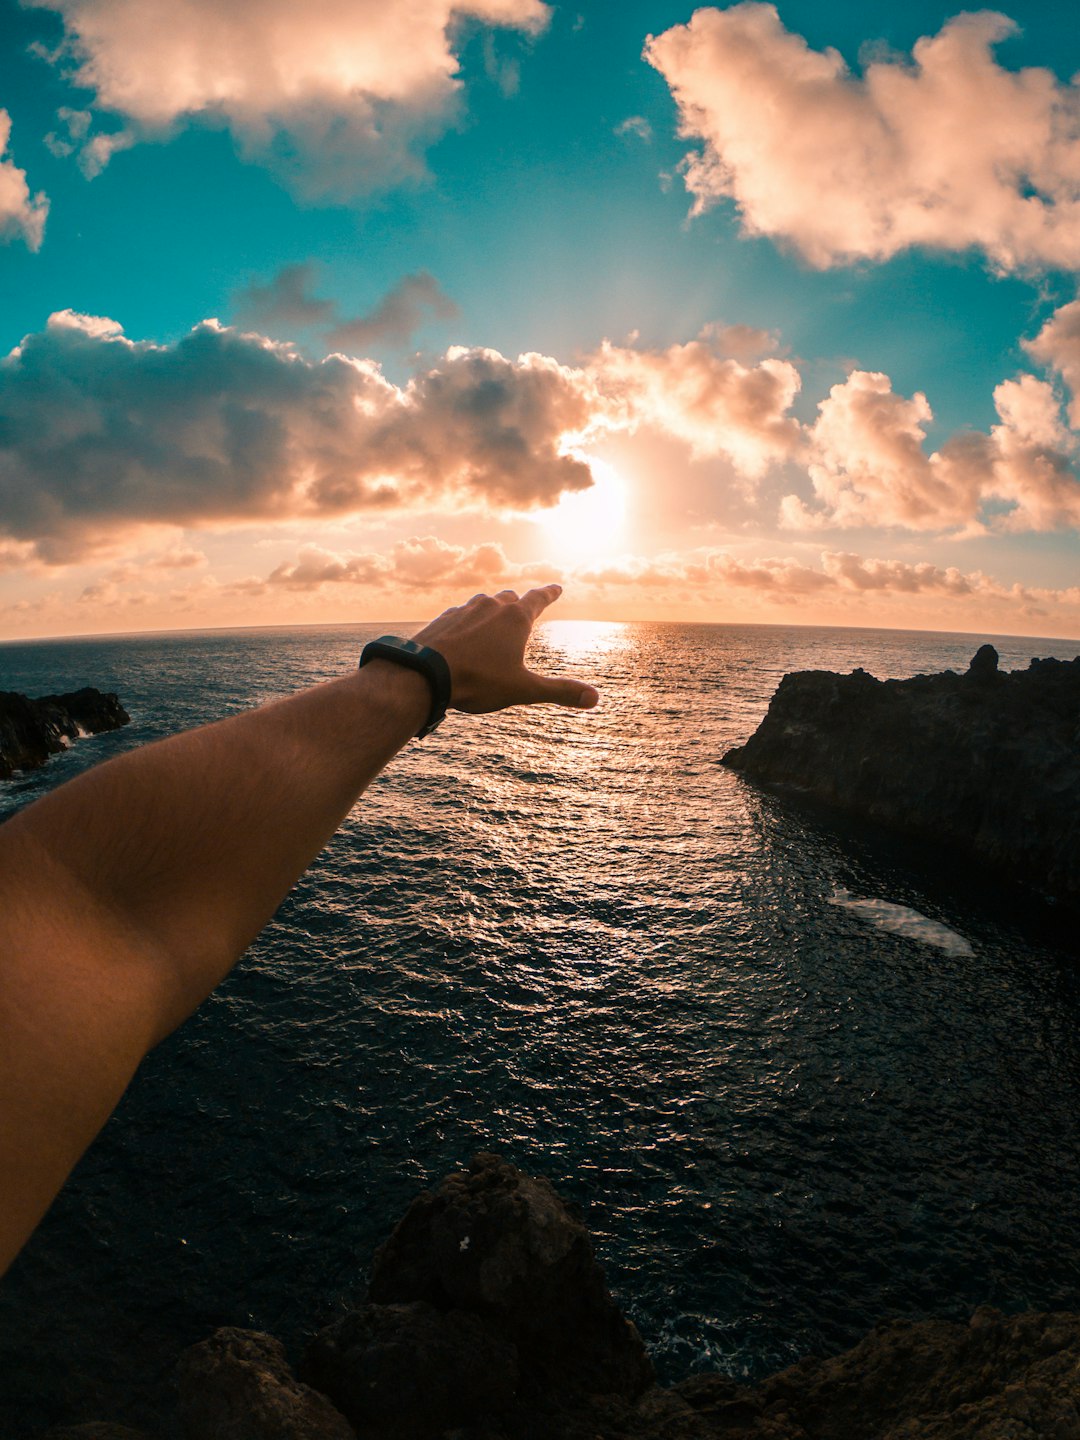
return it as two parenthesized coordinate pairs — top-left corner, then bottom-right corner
(2, 619), (1080, 1435)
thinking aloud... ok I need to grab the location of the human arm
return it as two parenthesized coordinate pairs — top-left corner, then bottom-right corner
(0, 585), (597, 1275)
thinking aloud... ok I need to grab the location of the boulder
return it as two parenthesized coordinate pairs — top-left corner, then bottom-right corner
(365, 1152), (653, 1400)
(304, 1301), (517, 1440)
(176, 1328), (354, 1440)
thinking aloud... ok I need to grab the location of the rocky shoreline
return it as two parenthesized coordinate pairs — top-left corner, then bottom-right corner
(722, 645), (1080, 905)
(0, 687), (130, 780)
(39, 1154), (1080, 1439)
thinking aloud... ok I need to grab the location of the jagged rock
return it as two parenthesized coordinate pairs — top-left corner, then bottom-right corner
(176, 1328), (354, 1440)
(365, 1152), (653, 1400)
(749, 1305), (1080, 1439)
(304, 1301), (518, 1440)
(114, 1163), (1080, 1440)
(0, 687), (130, 780)
(721, 651), (1080, 903)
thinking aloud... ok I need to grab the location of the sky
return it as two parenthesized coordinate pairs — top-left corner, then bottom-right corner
(2, 0), (1080, 640)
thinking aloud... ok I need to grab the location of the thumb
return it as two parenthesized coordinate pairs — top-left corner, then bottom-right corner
(524, 672), (600, 709)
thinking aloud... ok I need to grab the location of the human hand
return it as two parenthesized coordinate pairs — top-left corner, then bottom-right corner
(411, 585), (599, 714)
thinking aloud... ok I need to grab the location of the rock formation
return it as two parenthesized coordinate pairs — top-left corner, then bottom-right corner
(0, 688), (130, 780)
(38, 1155), (1080, 1438)
(722, 647), (1080, 904)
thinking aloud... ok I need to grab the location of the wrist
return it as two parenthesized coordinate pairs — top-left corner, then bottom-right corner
(348, 659), (431, 738)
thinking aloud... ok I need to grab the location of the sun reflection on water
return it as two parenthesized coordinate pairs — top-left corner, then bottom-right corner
(536, 617), (631, 662)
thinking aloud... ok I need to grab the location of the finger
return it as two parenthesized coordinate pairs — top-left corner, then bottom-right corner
(522, 671), (599, 709)
(493, 589), (520, 604)
(518, 583), (563, 622)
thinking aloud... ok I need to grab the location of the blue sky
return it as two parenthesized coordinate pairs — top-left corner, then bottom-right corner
(2, 0), (1080, 637)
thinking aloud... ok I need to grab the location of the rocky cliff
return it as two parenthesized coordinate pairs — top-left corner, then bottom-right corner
(41, 1154), (1080, 1439)
(0, 688), (130, 780)
(722, 645), (1080, 904)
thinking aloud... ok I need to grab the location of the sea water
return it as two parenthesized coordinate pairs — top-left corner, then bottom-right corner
(1, 620), (1079, 1435)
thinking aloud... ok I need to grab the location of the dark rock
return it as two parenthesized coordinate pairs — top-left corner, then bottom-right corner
(40, 1427), (151, 1440)
(750, 1305), (1080, 1439)
(304, 1301), (517, 1440)
(99, 1162), (1080, 1439)
(966, 644), (999, 680)
(176, 1328), (354, 1440)
(721, 650), (1080, 903)
(0, 687), (130, 780)
(365, 1152), (653, 1400)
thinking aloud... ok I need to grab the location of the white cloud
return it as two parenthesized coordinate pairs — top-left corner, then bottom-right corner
(590, 331), (801, 479)
(0, 109), (49, 250)
(786, 367), (1080, 532)
(646, 5), (1080, 272)
(1024, 298), (1080, 427)
(244, 535), (553, 593)
(28, 0), (550, 192)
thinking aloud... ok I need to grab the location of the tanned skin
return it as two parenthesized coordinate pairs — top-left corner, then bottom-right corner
(0, 585), (598, 1276)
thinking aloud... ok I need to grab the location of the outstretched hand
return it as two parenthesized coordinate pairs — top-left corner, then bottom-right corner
(411, 585), (599, 715)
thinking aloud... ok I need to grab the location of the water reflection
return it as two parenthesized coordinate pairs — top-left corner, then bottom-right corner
(534, 617), (631, 663)
(3, 620), (1080, 1435)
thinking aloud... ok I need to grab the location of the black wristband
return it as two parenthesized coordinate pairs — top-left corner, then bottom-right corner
(358, 635), (452, 739)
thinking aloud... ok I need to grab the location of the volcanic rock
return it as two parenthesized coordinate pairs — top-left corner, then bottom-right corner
(721, 649), (1080, 903)
(300, 1153), (653, 1440)
(0, 687), (130, 780)
(59, 1161), (1080, 1439)
(304, 1302), (517, 1440)
(176, 1328), (355, 1440)
(364, 1151), (653, 1399)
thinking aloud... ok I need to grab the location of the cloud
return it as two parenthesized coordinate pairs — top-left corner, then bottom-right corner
(590, 331), (801, 479)
(0, 313), (597, 560)
(236, 264), (338, 330)
(236, 265), (459, 350)
(0, 109), (49, 250)
(646, 5), (1080, 272)
(572, 543), (1066, 612)
(1024, 298), (1080, 427)
(786, 367), (1080, 532)
(615, 115), (652, 143)
(237, 535), (555, 594)
(28, 0), (550, 193)
(327, 271), (459, 350)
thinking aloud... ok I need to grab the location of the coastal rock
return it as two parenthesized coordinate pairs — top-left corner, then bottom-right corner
(64, 1164), (1080, 1439)
(176, 1328), (354, 1440)
(0, 687), (130, 780)
(365, 1151), (653, 1400)
(304, 1301), (518, 1440)
(299, 1153), (652, 1440)
(721, 649), (1080, 903)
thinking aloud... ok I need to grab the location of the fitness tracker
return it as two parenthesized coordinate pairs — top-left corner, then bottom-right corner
(358, 635), (452, 740)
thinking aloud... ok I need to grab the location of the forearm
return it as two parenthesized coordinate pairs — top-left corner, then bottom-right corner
(2, 658), (429, 1037)
(0, 585), (596, 1277)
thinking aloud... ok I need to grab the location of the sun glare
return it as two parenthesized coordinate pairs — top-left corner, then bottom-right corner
(536, 456), (627, 563)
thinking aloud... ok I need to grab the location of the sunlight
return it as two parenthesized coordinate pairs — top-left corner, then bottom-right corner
(535, 455), (627, 564)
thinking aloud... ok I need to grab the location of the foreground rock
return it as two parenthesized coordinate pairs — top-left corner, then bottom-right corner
(722, 646), (1080, 904)
(302, 1152), (653, 1438)
(0, 687), (130, 780)
(55, 1155), (1080, 1438)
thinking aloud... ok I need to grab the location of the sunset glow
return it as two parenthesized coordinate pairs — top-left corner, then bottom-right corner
(0, 0), (1078, 639)
(535, 457), (628, 564)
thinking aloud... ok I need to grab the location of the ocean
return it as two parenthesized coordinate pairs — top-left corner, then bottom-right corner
(1, 619), (1079, 1436)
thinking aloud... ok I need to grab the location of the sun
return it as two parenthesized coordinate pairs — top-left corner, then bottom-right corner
(535, 456), (627, 563)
